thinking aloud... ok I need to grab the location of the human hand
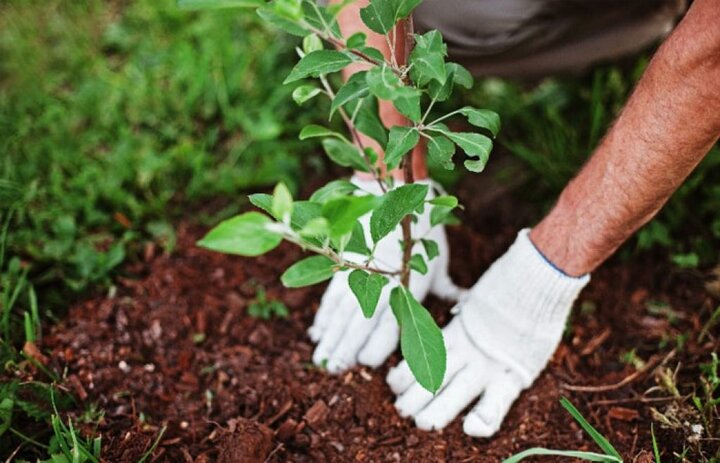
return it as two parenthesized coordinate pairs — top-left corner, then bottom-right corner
(387, 229), (589, 437)
(308, 176), (466, 373)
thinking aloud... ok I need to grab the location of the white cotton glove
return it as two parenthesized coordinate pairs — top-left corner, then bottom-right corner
(387, 228), (590, 437)
(308, 176), (466, 373)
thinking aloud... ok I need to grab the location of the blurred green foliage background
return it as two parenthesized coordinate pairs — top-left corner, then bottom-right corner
(1, 0), (324, 300)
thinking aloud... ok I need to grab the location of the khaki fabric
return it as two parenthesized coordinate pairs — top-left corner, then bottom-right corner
(318, 0), (687, 77)
(413, 0), (687, 77)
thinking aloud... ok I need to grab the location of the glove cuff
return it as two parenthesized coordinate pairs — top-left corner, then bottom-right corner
(459, 228), (590, 385)
(350, 175), (434, 196)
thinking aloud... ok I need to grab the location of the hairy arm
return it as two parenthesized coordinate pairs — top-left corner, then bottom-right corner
(531, 0), (720, 276)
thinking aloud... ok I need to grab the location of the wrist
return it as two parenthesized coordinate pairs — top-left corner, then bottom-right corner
(530, 195), (599, 277)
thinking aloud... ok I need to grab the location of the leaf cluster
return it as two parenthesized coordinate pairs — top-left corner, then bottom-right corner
(193, 0), (500, 393)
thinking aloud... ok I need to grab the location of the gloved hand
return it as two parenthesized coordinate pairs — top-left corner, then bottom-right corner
(387, 229), (589, 437)
(308, 176), (466, 373)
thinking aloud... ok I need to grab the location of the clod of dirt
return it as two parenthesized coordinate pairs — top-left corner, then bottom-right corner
(303, 400), (329, 429)
(276, 418), (300, 441)
(217, 418), (274, 463)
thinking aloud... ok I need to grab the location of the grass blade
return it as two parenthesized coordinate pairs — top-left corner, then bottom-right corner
(503, 448), (622, 463)
(137, 426), (167, 463)
(560, 397), (623, 460)
(651, 424), (661, 463)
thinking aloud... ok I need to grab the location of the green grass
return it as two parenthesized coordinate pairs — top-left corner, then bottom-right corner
(1, 0), (325, 300)
(0, 0), (325, 458)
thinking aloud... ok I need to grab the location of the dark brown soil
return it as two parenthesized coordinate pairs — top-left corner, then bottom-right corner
(42, 176), (720, 462)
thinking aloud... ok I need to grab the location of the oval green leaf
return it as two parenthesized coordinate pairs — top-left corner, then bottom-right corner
(197, 212), (282, 256)
(281, 255), (336, 288)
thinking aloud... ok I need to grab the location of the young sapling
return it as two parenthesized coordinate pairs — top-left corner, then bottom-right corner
(187, 0), (500, 393)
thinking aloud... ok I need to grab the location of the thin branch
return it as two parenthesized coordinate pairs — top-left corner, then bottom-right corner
(283, 231), (400, 276)
(420, 96), (438, 127)
(309, 26), (404, 77)
(562, 350), (676, 393)
(318, 75), (387, 193)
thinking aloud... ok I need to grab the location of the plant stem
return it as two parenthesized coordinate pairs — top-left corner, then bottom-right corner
(281, 229), (400, 276)
(317, 75), (387, 193)
(398, 16), (415, 288)
(310, 27), (403, 77)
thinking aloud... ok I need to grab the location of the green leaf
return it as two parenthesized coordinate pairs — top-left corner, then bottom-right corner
(178, 0), (264, 9)
(384, 127), (419, 170)
(459, 107), (501, 137)
(393, 0), (422, 18)
(249, 195), (321, 232)
(426, 134), (455, 170)
(389, 286), (446, 393)
(281, 256), (336, 288)
(271, 182), (293, 222)
(365, 146), (379, 164)
(290, 201), (323, 230)
(359, 0), (422, 34)
(409, 30), (447, 86)
(348, 270), (389, 318)
(409, 254), (428, 275)
(292, 85), (323, 105)
(502, 448), (622, 463)
(359, 0), (395, 34)
(302, 0), (341, 37)
(464, 159), (486, 173)
(560, 398), (623, 460)
(322, 138), (369, 172)
(323, 195), (379, 240)
(430, 126), (492, 172)
(249, 193), (273, 215)
(446, 132), (493, 159)
(355, 46), (386, 62)
(309, 179), (359, 203)
(393, 93), (421, 122)
(350, 97), (388, 147)
(346, 221), (371, 255)
(331, 72), (369, 117)
(671, 252), (699, 268)
(370, 183), (428, 242)
(300, 124), (347, 141)
(346, 32), (367, 48)
(429, 195), (458, 208)
(303, 33), (323, 53)
(430, 205), (458, 227)
(198, 212), (282, 256)
(427, 62), (473, 102)
(299, 217), (329, 237)
(410, 53), (446, 86)
(274, 0), (304, 21)
(421, 239), (439, 260)
(257, 7), (307, 36)
(449, 63), (473, 88)
(284, 50), (353, 84)
(366, 64), (419, 101)
(0, 396), (13, 437)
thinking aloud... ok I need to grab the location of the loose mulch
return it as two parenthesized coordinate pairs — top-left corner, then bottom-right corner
(41, 175), (720, 462)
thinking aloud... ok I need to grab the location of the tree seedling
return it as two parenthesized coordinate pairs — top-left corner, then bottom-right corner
(186, 0), (499, 393)
(248, 286), (289, 320)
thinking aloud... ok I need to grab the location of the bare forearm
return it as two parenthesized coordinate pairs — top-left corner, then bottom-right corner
(531, 0), (720, 276)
